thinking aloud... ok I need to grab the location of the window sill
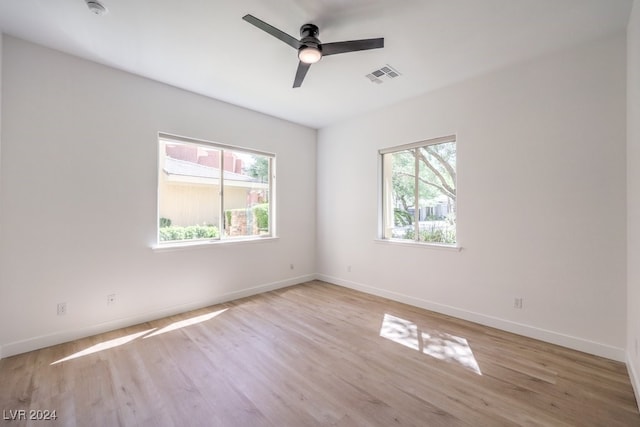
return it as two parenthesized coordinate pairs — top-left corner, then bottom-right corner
(152, 236), (279, 252)
(374, 238), (462, 252)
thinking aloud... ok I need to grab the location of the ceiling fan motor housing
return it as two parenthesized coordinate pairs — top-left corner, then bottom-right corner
(300, 24), (321, 50)
(300, 24), (319, 39)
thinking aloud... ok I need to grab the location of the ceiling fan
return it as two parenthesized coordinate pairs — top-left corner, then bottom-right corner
(242, 14), (384, 88)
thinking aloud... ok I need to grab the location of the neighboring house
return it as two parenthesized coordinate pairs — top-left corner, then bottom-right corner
(158, 143), (267, 229)
(412, 195), (454, 221)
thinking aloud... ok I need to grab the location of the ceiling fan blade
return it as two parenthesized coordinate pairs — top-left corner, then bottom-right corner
(321, 38), (384, 56)
(242, 14), (301, 49)
(293, 61), (311, 88)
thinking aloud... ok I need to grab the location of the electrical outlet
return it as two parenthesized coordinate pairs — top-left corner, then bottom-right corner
(57, 302), (67, 316)
(514, 298), (523, 309)
(289, 264), (294, 270)
(107, 294), (116, 306)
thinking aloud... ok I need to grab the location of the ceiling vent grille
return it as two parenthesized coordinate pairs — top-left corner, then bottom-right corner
(366, 64), (401, 84)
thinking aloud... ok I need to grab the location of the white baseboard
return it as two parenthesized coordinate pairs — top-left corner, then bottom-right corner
(628, 353), (640, 412)
(0, 274), (315, 359)
(317, 274), (626, 362)
(2, 273), (627, 365)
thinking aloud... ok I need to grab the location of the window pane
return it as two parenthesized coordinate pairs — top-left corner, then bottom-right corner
(223, 152), (270, 238)
(416, 142), (456, 244)
(384, 150), (415, 240)
(382, 138), (456, 245)
(158, 135), (275, 245)
(158, 141), (221, 243)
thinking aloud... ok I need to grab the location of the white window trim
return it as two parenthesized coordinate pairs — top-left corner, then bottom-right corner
(158, 133), (274, 157)
(151, 236), (280, 252)
(378, 134), (456, 155)
(373, 238), (462, 251)
(378, 134), (459, 249)
(156, 132), (276, 248)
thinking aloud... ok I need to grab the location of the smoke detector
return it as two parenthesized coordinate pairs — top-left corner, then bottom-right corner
(86, 0), (108, 16)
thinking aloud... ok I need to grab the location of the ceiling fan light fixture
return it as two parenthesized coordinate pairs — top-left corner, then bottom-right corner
(298, 46), (322, 64)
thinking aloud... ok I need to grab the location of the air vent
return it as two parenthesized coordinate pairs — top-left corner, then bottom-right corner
(366, 64), (401, 84)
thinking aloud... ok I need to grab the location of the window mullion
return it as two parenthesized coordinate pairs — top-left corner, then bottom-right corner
(414, 149), (420, 242)
(269, 157), (274, 236)
(219, 149), (225, 239)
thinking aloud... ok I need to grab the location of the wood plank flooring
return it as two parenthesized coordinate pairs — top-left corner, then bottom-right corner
(1, 280), (638, 426)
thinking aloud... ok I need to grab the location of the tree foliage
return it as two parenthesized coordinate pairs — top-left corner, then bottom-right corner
(389, 142), (457, 244)
(391, 142), (456, 211)
(245, 156), (269, 183)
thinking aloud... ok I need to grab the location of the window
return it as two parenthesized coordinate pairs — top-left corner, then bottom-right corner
(380, 135), (456, 245)
(158, 133), (274, 245)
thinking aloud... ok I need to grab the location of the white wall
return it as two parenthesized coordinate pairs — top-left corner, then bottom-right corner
(0, 27), (632, 368)
(0, 37), (317, 358)
(318, 33), (627, 360)
(0, 32), (3, 354)
(627, 0), (640, 405)
(0, 34), (3, 289)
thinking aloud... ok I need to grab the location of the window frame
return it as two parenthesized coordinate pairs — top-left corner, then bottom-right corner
(379, 134), (457, 248)
(156, 132), (276, 247)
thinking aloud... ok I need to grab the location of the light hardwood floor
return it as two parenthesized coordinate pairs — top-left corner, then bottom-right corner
(1, 281), (639, 426)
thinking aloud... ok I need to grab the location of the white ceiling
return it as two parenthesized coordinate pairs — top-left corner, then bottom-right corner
(0, 0), (633, 129)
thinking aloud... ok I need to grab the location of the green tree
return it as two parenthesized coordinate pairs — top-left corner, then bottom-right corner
(245, 156), (269, 183)
(391, 142), (456, 222)
(417, 144), (456, 201)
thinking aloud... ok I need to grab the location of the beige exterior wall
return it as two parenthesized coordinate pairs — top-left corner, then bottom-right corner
(224, 187), (251, 214)
(158, 172), (263, 227)
(159, 173), (219, 226)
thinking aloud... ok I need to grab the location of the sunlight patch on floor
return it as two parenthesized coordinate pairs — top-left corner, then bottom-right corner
(51, 328), (154, 365)
(379, 313), (482, 375)
(51, 308), (228, 365)
(143, 308), (227, 339)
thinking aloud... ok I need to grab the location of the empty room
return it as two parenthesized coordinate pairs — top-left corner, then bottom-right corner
(1, 0), (640, 425)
